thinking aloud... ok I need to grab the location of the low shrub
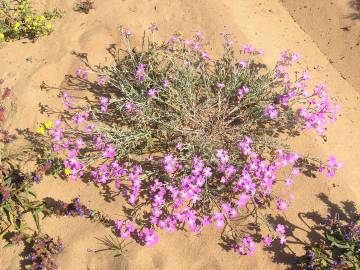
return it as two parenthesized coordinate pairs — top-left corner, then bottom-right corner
(38, 26), (342, 255)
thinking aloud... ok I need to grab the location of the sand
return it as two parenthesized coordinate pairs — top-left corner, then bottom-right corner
(0, 0), (359, 269)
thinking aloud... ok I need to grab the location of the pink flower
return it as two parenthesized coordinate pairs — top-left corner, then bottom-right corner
(100, 96), (109, 112)
(324, 156), (342, 177)
(236, 193), (250, 208)
(279, 235), (287, 245)
(120, 28), (132, 38)
(291, 167), (300, 176)
(276, 224), (285, 235)
(135, 64), (146, 82)
(234, 236), (256, 256)
(216, 83), (225, 90)
(142, 228), (159, 247)
(277, 198), (289, 211)
(103, 145), (116, 159)
(242, 44), (256, 54)
(202, 216), (212, 226)
(202, 51), (212, 60)
(175, 142), (184, 151)
(124, 101), (140, 114)
(237, 86), (250, 98)
(213, 212), (225, 228)
(291, 52), (300, 62)
(148, 23), (158, 32)
(285, 178), (294, 185)
(216, 149), (230, 164)
(75, 66), (88, 79)
(265, 105), (279, 119)
(98, 75), (108, 86)
(147, 88), (158, 98)
(163, 79), (170, 88)
(239, 61), (249, 68)
(262, 235), (273, 247)
(203, 167), (212, 177)
(302, 71), (311, 81)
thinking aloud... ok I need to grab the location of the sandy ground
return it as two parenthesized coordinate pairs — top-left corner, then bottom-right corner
(281, 0), (360, 92)
(0, 0), (360, 269)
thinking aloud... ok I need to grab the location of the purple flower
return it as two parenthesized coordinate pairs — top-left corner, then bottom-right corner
(100, 96), (109, 112)
(202, 51), (212, 60)
(242, 44), (256, 54)
(324, 156), (342, 177)
(237, 86), (250, 98)
(163, 79), (170, 88)
(162, 154), (178, 175)
(98, 75), (108, 86)
(135, 64), (146, 82)
(203, 167), (212, 177)
(120, 28), (132, 38)
(302, 71), (311, 81)
(264, 105), (279, 119)
(291, 52), (300, 62)
(236, 193), (250, 208)
(103, 145), (116, 159)
(262, 235), (273, 247)
(142, 228), (159, 247)
(279, 235), (287, 245)
(175, 142), (184, 151)
(216, 149), (230, 164)
(239, 61), (249, 68)
(213, 212), (225, 228)
(215, 83), (225, 90)
(234, 236), (256, 256)
(147, 88), (158, 98)
(285, 178), (294, 185)
(277, 198), (289, 211)
(148, 23), (158, 32)
(276, 224), (285, 235)
(124, 101), (140, 114)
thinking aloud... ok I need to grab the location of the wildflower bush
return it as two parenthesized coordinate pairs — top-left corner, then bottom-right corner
(0, 0), (61, 43)
(302, 214), (360, 270)
(41, 26), (342, 255)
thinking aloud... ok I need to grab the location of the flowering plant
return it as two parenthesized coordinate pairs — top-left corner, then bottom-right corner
(302, 214), (360, 269)
(43, 26), (341, 255)
(8, 232), (63, 270)
(0, 159), (44, 235)
(0, 0), (61, 42)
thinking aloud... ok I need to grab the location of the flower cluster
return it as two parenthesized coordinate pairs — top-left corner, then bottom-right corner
(9, 232), (63, 270)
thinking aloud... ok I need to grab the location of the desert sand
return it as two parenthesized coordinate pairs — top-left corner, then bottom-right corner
(0, 0), (359, 269)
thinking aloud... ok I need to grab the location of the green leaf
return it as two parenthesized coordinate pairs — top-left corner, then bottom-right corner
(3, 242), (14, 248)
(326, 234), (350, 249)
(32, 208), (42, 230)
